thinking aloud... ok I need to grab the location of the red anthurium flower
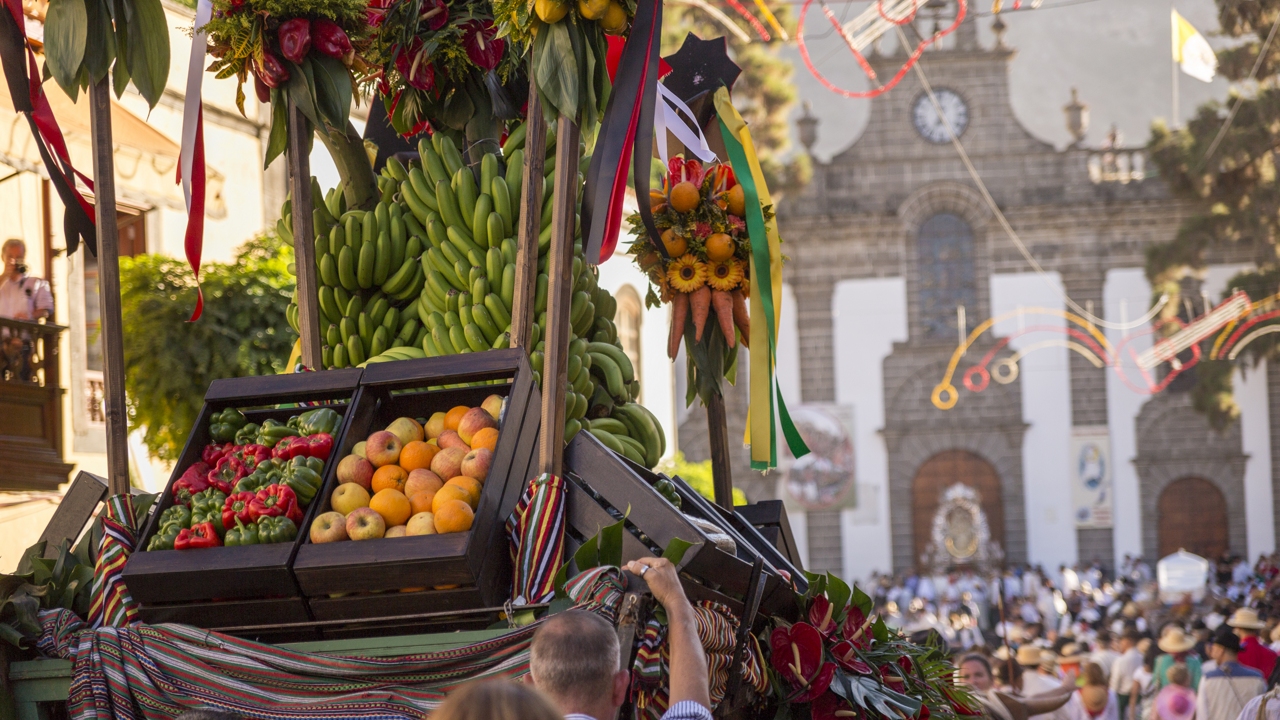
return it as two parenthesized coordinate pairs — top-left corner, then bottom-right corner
(813, 691), (862, 720)
(666, 157), (706, 189)
(277, 18), (312, 64)
(808, 595), (839, 637)
(256, 51), (290, 88)
(769, 623), (835, 702)
(842, 606), (872, 647)
(897, 656), (915, 678)
(419, 0), (449, 31)
(462, 20), (505, 71)
(917, 703), (931, 720)
(395, 42), (436, 91)
(364, 0), (391, 27)
(313, 19), (354, 64)
(881, 663), (905, 687)
(830, 640), (873, 675)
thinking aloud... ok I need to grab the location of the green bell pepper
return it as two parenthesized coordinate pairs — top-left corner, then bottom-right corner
(157, 505), (191, 532)
(297, 407), (341, 437)
(190, 488), (228, 535)
(235, 422), (261, 446)
(257, 418), (300, 448)
(224, 518), (260, 546)
(235, 459), (283, 494)
(282, 455), (324, 506)
(148, 523), (184, 551)
(209, 408), (248, 443)
(257, 515), (298, 544)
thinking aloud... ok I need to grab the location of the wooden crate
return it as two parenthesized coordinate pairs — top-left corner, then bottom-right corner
(123, 369), (364, 627)
(294, 349), (541, 622)
(562, 432), (797, 616)
(736, 499), (804, 571)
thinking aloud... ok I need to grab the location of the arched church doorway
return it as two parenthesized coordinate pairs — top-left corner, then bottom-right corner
(912, 450), (1004, 569)
(1157, 477), (1227, 560)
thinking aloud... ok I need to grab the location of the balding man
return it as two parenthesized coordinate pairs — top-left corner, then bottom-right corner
(530, 557), (711, 720)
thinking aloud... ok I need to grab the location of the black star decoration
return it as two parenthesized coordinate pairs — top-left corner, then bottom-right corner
(661, 33), (741, 104)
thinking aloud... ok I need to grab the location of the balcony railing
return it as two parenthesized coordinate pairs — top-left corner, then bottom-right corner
(1087, 149), (1148, 184)
(0, 316), (72, 491)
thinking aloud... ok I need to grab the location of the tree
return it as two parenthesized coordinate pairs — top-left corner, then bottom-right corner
(660, 6), (812, 196)
(1145, 0), (1280, 428)
(121, 234), (296, 461)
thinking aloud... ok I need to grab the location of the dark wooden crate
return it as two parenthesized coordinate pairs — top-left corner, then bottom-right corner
(736, 499), (804, 571)
(293, 349), (541, 616)
(562, 432), (797, 615)
(123, 369), (364, 620)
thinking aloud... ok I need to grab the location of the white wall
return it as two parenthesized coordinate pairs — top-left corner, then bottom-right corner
(831, 277), (908, 582)
(991, 272), (1076, 571)
(1104, 269), (1154, 565)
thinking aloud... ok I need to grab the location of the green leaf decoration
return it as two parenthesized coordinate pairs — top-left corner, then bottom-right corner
(283, 60), (321, 129)
(264, 90), (289, 169)
(825, 571), (851, 616)
(82, 0), (115, 83)
(598, 513), (625, 568)
(44, 0), (88, 97)
(661, 537), (695, 567)
(111, 0), (131, 98)
(124, 0), (170, 108)
(850, 583), (873, 616)
(572, 527), (600, 571)
(310, 54), (351, 131)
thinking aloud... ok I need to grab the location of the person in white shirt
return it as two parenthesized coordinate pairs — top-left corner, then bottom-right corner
(1092, 629), (1121, 680)
(1111, 631), (1144, 719)
(0, 239), (54, 383)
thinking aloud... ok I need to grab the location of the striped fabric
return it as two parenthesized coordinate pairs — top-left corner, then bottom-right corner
(87, 494), (140, 629)
(36, 568), (627, 720)
(505, 473), (567, 605)
(629, 600), (770, 720)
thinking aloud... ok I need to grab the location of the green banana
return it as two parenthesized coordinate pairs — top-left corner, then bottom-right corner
(590, 351), (629, 402)
(438, 134), (465, 176)
(588, 427), (625, 455)
(370, 326), (389, 357)
(402, 180), (433, 222)
(486, 212), (505, 251)
(587, 342), (635, 384)
(333, 343), (348, 368)
(357, 238), (376, 288)
(471, 304), (500, 343)
(472, 193), (493, 245)
(420, 140), (450, 186)
(502, 123), (526, 155)
(485, 247), (503, 289)
(505, 149), (524, 210)
(390, 221), (406, 269)
(435, 180), (468, 232)
(318, 286), (341, 324)
(347, 334), (366, 365)
(382, 257), (418, 294)
(491, 177), (513, 236)
(500, 264), (515, 310)
(485, 293), (511, 328)
(432, 324), (456, 355)
(449, 323), (471, 353)
(480, 153), (498, 198)
(454, 167), (478, 226)
(319, 253), (339, 287)
(337, 245), (358, 290)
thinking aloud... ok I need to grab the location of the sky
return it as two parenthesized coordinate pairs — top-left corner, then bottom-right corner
(781, 0), (1233, 161)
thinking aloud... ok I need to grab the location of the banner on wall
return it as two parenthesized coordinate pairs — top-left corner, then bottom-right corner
(1071, 427), (1113, 528)
(778, 404), (857, 512)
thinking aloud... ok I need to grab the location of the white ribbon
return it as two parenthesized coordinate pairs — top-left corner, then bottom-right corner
(178, 0), (213, 204)
(655, 82), (718, 167)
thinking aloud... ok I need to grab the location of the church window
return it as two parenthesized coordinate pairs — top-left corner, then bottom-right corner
(916, 212), (976, 340)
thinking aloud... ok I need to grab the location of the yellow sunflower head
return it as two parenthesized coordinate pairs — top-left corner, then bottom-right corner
(668, 254), (707, 293)
(708, 258), (745, 291)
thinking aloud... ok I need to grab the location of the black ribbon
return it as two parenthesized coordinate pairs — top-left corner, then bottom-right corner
(580, 0), (663, 264)
(0, 8), (96, 256)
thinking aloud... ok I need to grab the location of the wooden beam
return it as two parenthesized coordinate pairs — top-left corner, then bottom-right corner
(510, 91), (545, 350)
(706, 391), (734, 509)
(536, 117), (580, 476)
(88, 79), (130, 496)
(287, 103), (323, 369)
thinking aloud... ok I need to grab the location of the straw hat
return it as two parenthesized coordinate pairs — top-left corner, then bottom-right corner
(1155, 685), (1196, 720)
(1080, 686), (1110, 714)
(1157, 626), (1196, 654)
(1227, 608), (1267, 630)
(1058, 643), (1086, 664)
(1016, 645), (1045, 667)
(993, 645), (1012, 662)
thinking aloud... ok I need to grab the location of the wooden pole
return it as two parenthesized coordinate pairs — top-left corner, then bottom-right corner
(287, 102), (322, 369)
(536, 116), (580, 476)
(510, 91), (546, 350)
(88, 79), (130, 496)
(706, 391), (734, 509)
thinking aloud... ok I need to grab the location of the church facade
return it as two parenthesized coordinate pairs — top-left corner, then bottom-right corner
(680, 11), (1277, 581)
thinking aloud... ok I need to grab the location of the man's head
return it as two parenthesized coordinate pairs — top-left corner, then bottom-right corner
(1210, 625), (1242, 663)
(1120, 629), (1141, 650)
(3, 239), (25, 278)
(530, 610), (628, 720)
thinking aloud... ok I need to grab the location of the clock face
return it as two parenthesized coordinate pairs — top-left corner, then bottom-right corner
(912, 89), (969, 144)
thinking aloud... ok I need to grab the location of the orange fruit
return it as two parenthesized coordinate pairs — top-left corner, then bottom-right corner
(371, 465), (408, 493)
(470, 427), (499, 453)
(705, 233), (735, 262)
(400, 441), (439, 472)
(434, 499), (475, 534)
(409, 489), (437, 515)
(726, 185), (745, 217)
(661, 229), (688, 257)
(444, 405), (470, 431)
(405, 468), (444, 498)
(669, 181), (700, 213)
(446, 476), (484, 507)
(432, 483), (473, 513)
(369, 488), (412, 527)
(649, 189), (667, 212)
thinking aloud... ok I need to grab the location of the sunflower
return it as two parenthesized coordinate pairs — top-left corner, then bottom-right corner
(667, 254), (707, 293)
(707, 258), (744, 291)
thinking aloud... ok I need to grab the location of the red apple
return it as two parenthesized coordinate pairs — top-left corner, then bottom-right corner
(481, 394), (504, 421)
(430, 446), (467, 480)
(346, 507), (386, 540)
(437, 429), (469, 451)
(365, 430), (403, 467)
(457, 407), (498, 445)
(336, 454), (374, 490)
(460, 447), (493, 482)
(309, 511), (348, 543)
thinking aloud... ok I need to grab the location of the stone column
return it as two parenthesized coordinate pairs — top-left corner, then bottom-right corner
(1270, 363), (1280, 549)
(1063, 272), (1114, 571)
(793, 279), (844, 575)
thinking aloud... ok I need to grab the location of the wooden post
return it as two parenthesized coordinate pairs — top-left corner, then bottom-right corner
(287, 102), (323, 369)
(536, 117), (580, 476)
(510, 92), (546, 350)
(88, 79), (131, 496)
(706, 391), (734, 509)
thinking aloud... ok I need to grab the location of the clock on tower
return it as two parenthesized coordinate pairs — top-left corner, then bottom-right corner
(912, 88), (970, 144)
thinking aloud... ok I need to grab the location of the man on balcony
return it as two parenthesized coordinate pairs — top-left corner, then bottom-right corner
(0, 239), (53, 382)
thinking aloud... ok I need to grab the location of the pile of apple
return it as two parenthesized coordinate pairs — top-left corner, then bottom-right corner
(308, 394), (504, 543)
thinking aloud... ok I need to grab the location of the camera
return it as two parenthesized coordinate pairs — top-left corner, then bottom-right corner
(14, 263), (26, 275)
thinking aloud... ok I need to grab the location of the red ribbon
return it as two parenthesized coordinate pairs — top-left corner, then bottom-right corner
(176, 106), (206, 321)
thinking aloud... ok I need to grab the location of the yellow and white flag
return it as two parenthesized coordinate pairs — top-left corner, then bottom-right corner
(1172, 9), (1217, 82)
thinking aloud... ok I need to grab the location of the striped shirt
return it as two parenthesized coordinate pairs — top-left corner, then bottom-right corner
(567, 701), (712, 720)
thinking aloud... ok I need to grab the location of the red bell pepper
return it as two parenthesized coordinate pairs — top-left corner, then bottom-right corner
(233, 444), (271, 473)
(173, 522), (222, 550)
(172, 462), (212, 506)
(222, 491), (256, 530)
(202, 443), (233, 465)
(272, 436), (307, 461)
(249, 484), (302, 525)
(305, 433), (333, 461)
(206, 455), (247, 495)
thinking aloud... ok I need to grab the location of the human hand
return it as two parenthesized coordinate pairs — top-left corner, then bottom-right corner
(624, 558), (689, 613)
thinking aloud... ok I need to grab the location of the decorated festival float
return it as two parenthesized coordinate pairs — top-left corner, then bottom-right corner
(0, 0), (982, 716)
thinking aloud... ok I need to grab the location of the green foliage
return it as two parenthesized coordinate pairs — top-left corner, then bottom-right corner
(1144, 1), (1280, 428)
(656, 451), (746, 505)
(121, 234), (296, 462)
